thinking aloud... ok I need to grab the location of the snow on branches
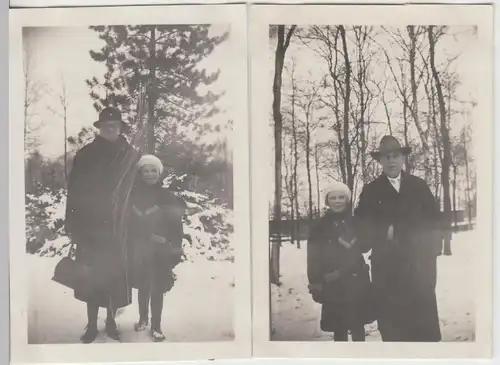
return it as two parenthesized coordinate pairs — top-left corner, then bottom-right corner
(25, 176), (234, 263)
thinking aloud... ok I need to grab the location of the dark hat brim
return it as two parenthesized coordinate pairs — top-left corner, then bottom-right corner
(370, 146), (412, 161)
(93, 120), (129, 129)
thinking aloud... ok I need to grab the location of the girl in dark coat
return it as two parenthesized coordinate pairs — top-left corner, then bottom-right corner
(127, 155), (184, 342)
(307, 182), (374, 342)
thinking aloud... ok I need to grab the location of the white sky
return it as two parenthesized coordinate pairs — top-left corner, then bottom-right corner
(23, 25), (236, 158)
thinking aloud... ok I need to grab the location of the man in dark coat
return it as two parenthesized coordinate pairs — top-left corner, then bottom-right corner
(354, 135), (442, 342)
(65, 107), (140, 343)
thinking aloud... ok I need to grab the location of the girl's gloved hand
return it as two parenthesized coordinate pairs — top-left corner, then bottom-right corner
(323, 270), (341, 283)
(150, 234), (167, 244)
(308, 283), (323, 303)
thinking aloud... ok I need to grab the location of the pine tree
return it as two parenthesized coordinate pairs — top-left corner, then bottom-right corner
(86, 25), (228, 153)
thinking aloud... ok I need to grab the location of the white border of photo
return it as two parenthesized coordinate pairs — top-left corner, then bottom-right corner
(9, 4), (251, 363)
(249, 3), (494, 359)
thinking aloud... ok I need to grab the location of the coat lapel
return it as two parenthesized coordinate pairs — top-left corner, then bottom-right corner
(399, 171), (410, 197)
(377, 173), (399, 198)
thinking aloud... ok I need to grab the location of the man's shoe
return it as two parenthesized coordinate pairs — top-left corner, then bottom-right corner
(105, 319), (120, 341)
(80, 324), (98, 344)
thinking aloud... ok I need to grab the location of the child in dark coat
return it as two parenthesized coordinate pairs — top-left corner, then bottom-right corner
(307, 181), (374, 341)
(127, 155), (185, 342)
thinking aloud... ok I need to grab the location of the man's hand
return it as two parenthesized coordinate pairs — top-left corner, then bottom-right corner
(387, 224), (394, 241)
(338, 236), (356, 249)
(150, 234), (167, 244)
(308, 283), (323, 303)
(323, 270), (341, 283)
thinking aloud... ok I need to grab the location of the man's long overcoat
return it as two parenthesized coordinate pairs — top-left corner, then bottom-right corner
(65, 135), (140, 309)
(354, 171), (442, 342)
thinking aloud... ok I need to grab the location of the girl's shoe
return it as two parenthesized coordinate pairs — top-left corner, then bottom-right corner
(80, 324), (99, 344)
(151, 329), (166, 342)
(105, 319), (121, 341)
(134, 318), (149, 332)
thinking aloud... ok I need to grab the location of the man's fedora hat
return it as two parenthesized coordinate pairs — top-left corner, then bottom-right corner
(93, 107), (128, 129)
(370, 135), (412, 161)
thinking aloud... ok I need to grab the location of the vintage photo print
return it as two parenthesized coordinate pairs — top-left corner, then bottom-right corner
(9, 4), (251, 363)
(250, 4), (493, 359)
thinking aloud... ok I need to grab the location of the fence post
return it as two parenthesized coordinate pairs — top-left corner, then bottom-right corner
(270, 234), (280, 285)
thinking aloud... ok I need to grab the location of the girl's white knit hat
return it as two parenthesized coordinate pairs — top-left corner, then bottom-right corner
(137, 154), (164, 174)
(323, 181), (352, 203)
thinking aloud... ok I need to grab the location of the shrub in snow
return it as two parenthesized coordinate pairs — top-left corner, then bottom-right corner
(163, 174), (234, 263)
(25, 184), (66, 255)
(26, 176), (234, 263)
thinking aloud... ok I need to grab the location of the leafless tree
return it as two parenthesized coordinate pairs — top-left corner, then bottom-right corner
(295, 82), (324, 221)
(271, 24), (296, 284)
(282, 60), (303, 247)
(429, 25), (453, 256)
(23, 45), (47, 155)
(352, 26), (377, 184)
(48, 75), (70, 188)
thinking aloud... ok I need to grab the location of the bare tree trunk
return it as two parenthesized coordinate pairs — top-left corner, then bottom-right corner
(61, 78), (68, 188)
(315, 144), (321, 217)
(433, 142), (440, 198)
(291, 73), (300, 248)
(147, 27), (158, 154)
(305, 114), (313, 222)
(329, 28), (347, 184)
(403, 101), (410, 171)
(408, 26), (429, 180)
(380, 79), (393, 135)
(289, 153), (296, 246)
(283, 144), (295, 245)
(463, 132), (472, 227)
(429, 26), (452, 255)
(354, 27), (369, 183)
(452, 163), (458, 228)
(271, 25), (296, 284)
(431, 87), (442, 198)
(339, 25), (354, 190)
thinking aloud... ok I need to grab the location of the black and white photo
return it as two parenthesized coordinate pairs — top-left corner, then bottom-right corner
(8, 2), (495, 362)
(10, 5), (250, 363)
(250, 4), (493, 358)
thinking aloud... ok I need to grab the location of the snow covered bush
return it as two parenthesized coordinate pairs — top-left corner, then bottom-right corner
(164, 174), (234, 263)
(178, 190), (234, 262)
(26, 175), (234, 262)
(25, 184), (66, 255)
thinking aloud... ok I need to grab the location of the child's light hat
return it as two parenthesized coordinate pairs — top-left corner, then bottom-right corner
(137, 154), (164, 174)
(323, 181), (352, 203)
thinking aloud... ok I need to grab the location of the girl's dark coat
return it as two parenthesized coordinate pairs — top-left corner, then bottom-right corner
(354, 171), (441, 342)
(307, 211), (374, 333)
(65, 135), (140, 309)
(127, 182), (184, 294)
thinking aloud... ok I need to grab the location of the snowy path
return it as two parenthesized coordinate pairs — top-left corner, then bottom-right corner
(271, 230), (476, 342)
(28, 255), (235, 344)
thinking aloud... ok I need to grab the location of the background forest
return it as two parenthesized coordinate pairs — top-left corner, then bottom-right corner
(269, 25), (478, 281)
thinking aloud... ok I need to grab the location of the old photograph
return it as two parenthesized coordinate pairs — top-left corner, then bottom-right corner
(250, 4), (493, 358)
(10, 5), (250, 363)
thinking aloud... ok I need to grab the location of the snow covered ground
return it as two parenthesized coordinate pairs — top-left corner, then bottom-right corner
(271, 230), (476, 342)
(27, 254), (235, 344)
